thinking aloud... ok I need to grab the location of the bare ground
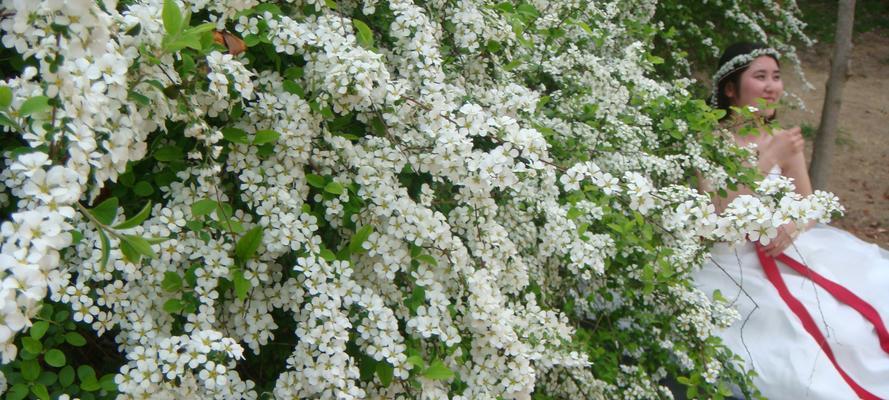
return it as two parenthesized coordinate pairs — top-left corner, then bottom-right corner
(780, 30), (889, 248)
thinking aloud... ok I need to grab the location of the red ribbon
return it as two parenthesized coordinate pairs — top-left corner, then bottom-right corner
(755, 245), (887, 400)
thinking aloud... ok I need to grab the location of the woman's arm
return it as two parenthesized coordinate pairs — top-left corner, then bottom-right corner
(703, 128), (797, 213)
(781, 147), (813, 197)
(762, 130), (815, 256)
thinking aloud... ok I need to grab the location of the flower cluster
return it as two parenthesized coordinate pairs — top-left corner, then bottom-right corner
(0, 0), (823, 398)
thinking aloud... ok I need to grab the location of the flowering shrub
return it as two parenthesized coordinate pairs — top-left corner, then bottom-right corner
(0, 0), (838, 399)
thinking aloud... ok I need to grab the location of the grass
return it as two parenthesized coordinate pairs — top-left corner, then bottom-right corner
(798, 0), (889, 43)
(800, 123), (817, 139)
(800, 123), (856, 147)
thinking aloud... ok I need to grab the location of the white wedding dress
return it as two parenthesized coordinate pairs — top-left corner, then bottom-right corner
(693, 170), (889, 399)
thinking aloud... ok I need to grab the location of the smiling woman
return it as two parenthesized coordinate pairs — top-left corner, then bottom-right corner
(726, 56), (782, 116)
(711, 43), (783, 120)
(695, 42), (889, 399)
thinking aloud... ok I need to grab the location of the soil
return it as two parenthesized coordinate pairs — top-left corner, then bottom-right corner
(779, 29), (889, 248)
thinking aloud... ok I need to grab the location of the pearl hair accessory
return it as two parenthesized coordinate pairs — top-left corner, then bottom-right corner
(710, 47), (781, 106)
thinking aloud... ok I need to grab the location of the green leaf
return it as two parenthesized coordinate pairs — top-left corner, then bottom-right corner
(98, 230), (110, 270)
(77, 365), (97, 382)
(81, 379), (101, 392)
(127, 90), (150, 106)
(222, 127), (249, 144)
(186, 220), (203, 232)
(405, 286), (425, 314)
(516, 3), (539, 19)
(169, 34), (203, 51)
(576, 20), (593, 34)
(422, 359), (455, 380)
(359, 354), (377, 381)
(133, 181), (154, 197)
(54, 310), (69, 323)
(44, 349), (66, 367)
(162, 271), (183, 292)
(59, 365), (75, 386)
(306, 174), (326, 188)
(284, 66), (305, 80)
(0, 112), (18, 129)
(319, 248), (336, 262)
(192, 199), (218, 217)
(253, 129), (280, 145)
(376, 361), (394, 387)
(154, 146), (183, 161)
(120, 235), (156, 263)
(492, 2), (514, 12)
(36, 371), (56, 387)
(0, 86), (12, 108)
(324, 181), (344, 195)
(503, 57), (524, 71)
(113, 201), (153, 230)
(566, 207), (582, 219)
(19, 95), (50, 116)
(21, 359), (41, 381)
(100, 373), (118, 392)
(226, 218), (245, 234)
(184, 22), (216, 36)
(163, 298), (183, 313)
(232, 269), (250, 300)
(282, 80), (304, 97)
(352, 19), (374, 48)
(162, 0), (183, 35)
(125, 22), (142, 36)
(320, 104), (335, 119)
(416, 254), (437, 266)
(179, 53), (196, 76)
(126, 235), (157, 258)
(31, 384), (50, 400)
(38, 304), (53, 320)
(22, 337), (42, 354)
(406, 355), (424, 369)
(71, 230), (84, 245)
(119, 239), (140, 264)
(120, 170), (136, 187)
(349, 225), (373, 254)
(64, 332), (87, 347)
(90, 197), (119, 225)
(29, 321), (50, 340)
(7, 383), (29, 400)
(235, 226), (263, 260)
(256, 143), (275, 158)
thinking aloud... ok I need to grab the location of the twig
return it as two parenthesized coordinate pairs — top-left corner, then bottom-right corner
(707, 254), (760, 367)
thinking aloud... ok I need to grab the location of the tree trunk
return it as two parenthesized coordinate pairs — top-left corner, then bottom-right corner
(809, 0), (856, 190)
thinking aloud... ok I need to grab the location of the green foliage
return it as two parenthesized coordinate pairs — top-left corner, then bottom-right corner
(0, 0), (815, 398)
(0, 303), (119, 400)
(799, 0), (889, 42)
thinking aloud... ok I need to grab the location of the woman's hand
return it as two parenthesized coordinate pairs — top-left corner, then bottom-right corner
(762, 222), (800, 257)
(762, 126), (804, 162)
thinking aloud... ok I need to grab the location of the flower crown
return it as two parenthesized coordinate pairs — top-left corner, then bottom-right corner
(710, 47), (781, 107)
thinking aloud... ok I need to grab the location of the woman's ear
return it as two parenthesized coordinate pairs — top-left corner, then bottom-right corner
(724, 82), (736, 100)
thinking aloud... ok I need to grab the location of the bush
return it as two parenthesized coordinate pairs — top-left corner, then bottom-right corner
(0, 0), (840, 398)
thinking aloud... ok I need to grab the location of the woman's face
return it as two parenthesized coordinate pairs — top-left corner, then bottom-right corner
(727, 55), (783, 118)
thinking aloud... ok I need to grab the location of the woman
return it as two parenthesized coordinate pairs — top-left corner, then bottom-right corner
(694, 42), (889, 399)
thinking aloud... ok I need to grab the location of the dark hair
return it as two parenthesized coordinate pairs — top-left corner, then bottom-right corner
(712, 42), (780, 120)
